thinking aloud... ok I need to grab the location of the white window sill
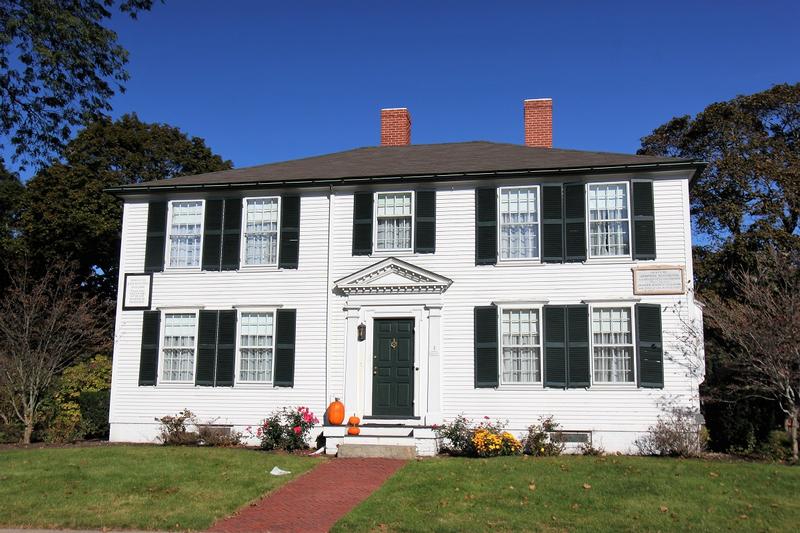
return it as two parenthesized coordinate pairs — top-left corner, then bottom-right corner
(590, 383), (638, 390)
(237, 265), (280, 272)
(161, 267), (202, 274)
(497, 383), (544, 390)
(584, 256), (634, 264)
(234, 382), (276, 388)
(494, 259), (543, 267)
(370, 250), (416, 257)
(153, 382), (196, 388)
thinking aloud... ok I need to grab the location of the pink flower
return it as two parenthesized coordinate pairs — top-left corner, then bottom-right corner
(431, 424), (439, 429)
(256, 427), (263, 437)
(293, 426), (301, 434)
(484, 416), (490, 420)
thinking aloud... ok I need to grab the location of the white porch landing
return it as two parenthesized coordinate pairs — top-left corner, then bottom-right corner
(323, 422), (438, 457)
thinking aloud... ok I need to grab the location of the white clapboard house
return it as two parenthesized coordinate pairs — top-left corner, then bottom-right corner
(107, 99), (705, 455)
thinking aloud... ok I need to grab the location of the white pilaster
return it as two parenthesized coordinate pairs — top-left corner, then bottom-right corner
(425, 304), (443, 424)
(343, 305), (361, 415)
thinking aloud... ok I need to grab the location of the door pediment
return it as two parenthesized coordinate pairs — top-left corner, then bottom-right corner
(334, 257), (453, 295)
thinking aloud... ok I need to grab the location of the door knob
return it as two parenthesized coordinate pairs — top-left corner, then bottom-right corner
(373, 367), (378, 375)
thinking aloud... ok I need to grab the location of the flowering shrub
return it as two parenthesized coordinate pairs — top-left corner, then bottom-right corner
(435, 415), (520, 457)
(521, 416), (565, 456)
(250, 406), (319, 451)
(156, 409), (200, 445)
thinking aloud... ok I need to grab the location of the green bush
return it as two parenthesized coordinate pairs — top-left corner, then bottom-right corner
(45, 355), (112, 443)
(756, 430), (792, 461)
(250, 406), (319, 451)
(78, 389), (110, 439)
(521, 416), (565, 456)
(156, 409), (200, 445)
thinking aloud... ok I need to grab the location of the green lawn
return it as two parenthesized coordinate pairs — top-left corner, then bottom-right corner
(0, 445), (322, 531)
(333, 456), (800, 532)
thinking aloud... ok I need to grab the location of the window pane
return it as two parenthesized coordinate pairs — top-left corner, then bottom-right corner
(588, 184), (630, 257)
(244, 198), (279, 265)
(499, 187), (539, 259)
(162, 313), (196, 382)
(169, 201), (203, 267)
(592, 307), (634, 383)
(376, 193), (412, 250)
(239, 312), (274, 382)
(501, 309), (541, 383)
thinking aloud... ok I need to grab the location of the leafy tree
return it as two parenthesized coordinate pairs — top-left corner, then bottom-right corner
(0, 0), (160, 169)
(639, 83), (800, 452)
(0, 160), (24, 291)
(20, 113), (232, 299)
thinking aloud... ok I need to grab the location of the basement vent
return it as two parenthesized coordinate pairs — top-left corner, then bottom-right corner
(551, 431), (591, 444)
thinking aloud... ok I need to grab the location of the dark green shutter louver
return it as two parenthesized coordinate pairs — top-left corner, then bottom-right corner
(541, 186), (564, 263)
(221, 199), (242, 270)
(632, 181), (656, 260)
(564, 184), (586, 262)
(195, 310), (218, 386)
(474, 306), (498, 387)
(352, 193), (373, 255)
(214, 310), (237, 386)
(144, 202), (168, 273)
(566, 305), (590, 387)
(274, 309), (297, 387)
(475, 188), (497, 265)
(201, 199), (224, 271)
(138, 311), (161, 385)
(636, 303), (664, 388)
(414, 191), (436, 254)
(279, 196), (301, 269)
(544, 306), (567, 387)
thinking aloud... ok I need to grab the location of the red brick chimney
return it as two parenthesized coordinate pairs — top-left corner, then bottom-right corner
(380, 108), (411, 146)
(524, 98), (552, 148)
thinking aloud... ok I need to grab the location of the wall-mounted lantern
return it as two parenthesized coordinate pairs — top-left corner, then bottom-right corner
(357, 322), (366, 342)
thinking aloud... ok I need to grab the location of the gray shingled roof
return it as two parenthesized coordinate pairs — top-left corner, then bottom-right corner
(109, 141), (701, 193)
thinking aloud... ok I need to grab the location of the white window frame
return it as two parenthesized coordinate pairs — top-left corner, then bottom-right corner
(372, 191), (415, 254)
(586, 181), (632, 260)
(588, 303), (637, 387)
(234, 307), (278, 385)
(164, 199), (205, 271)
(497, 304), (544, 387)
(496, 185), (542, 263)
(157, 309), (200, 385)
(240, 196), (282, 268)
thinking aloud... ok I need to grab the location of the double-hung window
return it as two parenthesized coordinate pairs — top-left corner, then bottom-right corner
(243, 197), (280, 266)
(498, 186), (540, 260)
(375, 192), (413, 251)
(500, 308), (541, 384)
(588, 183), (630, 257)
(161, 313), (197, 383)
(238, 311), (275, 382)
(591, 307), (635, 383)
(167, 201), (204, 268)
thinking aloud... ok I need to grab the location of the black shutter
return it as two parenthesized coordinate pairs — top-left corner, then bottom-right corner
(279, 196), (301, 268)
(414, 191), (436, 254)
(541, 185), (564, 263)
(632, 181), (656, 260)
(215, 310), (237, 387)
(274, 309), (297, 387)
(138, 311), (161, 386)
(636, 303), (664, 388)
(221, 199), (241, 270)
(352, 193), (373, 255)
(564, 184), (586, 262)
(195, 310), (218, 386)
(566, 305), (590, 388)
(144, 202), (168, 273)
(475, 188), (497, 265)
(201, 199), (224, 271)
(544, 306), (567, 387)
(474, 306), (498, 388)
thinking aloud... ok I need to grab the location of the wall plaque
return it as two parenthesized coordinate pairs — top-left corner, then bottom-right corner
(123, 273), (153, 310)
(632, 266), (685, 295)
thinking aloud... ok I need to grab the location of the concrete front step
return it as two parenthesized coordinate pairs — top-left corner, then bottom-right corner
(337, 443), (417, 459)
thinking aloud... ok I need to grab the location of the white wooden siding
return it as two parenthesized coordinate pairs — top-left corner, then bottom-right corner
(110, 172), (701, 451)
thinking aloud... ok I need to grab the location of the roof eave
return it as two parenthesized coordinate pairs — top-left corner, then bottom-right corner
(104, 160), (705, 196)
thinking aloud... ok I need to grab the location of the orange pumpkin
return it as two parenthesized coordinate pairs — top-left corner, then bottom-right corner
(347, 426), (361, 436)
(327, 398), (345, 425)
(348, 414), (361, 427)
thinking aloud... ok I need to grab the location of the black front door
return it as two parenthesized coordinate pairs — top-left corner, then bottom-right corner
(372, 319), (414, 417)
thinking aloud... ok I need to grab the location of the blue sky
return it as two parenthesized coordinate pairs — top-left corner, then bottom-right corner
(90, 1), (800, 168)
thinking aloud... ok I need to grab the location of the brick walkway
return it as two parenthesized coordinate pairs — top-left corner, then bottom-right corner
(207, 457), (407, 533)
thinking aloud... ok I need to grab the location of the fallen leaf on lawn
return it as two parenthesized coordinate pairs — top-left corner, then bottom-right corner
(659, 506), (669, 513)
(770, 503), (779, 508)
(508, 485), (514, 490)
(582, 483), (592, 490)
(739, 514), (749, 520)
(571, 503), (580, 510)
(709, 471), (719, 478)
(529, 483), (537, 491)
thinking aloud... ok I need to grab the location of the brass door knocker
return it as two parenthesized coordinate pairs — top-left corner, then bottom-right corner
(390, 337), (399, 349)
